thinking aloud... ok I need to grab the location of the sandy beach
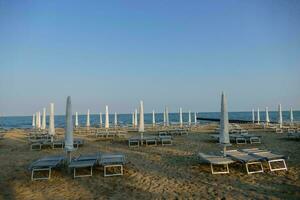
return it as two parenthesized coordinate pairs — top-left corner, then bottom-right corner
(0, 126), (299, 200)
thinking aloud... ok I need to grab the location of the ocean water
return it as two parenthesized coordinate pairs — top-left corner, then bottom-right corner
(0, 111), (299, 129)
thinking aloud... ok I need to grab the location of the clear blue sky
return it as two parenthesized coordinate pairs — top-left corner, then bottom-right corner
(0, 0), (299, 116)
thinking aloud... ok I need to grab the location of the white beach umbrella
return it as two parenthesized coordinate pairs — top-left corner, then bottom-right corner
(32, 114), (36, 128)
(114, 112), (118, 127)
(194, 112), (197, 125)
(132, 112), (135, 127)
(163, 110), (166, 126)
(86, 109), (90, 128)
(99, 112), (102, 128)
(179, 107), (183, 128)
(35, 112), (39, 129)
(105, 106), (109, 129)
(41, 108), (46, 130)
(65, 96), (74, 160)
(290, 108), (294, 125)
(49, 103), (55, 140)
(278, 104), (283, 128)
(188, 110), (192, 126)
(37, 111), (41, 129)
(134, 109), (138, 127)
(252, 109), (255, 123)
(75, 112), (79, 127)
(152, 110), (156, 127)
(165, 107), (169, 126)
(139, 101), (145, 138)
(257, 108), (260, 125)
(265, 107), (270, 125)
(220, 92), (230, 155)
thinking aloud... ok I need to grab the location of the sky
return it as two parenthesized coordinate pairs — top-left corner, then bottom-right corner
(0, 0), (300, 116)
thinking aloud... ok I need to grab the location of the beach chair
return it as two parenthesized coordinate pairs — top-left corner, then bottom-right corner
(159, 135), (172, 146)
(198, 153), (235, 174)
(226, 150), (264, 174)
(128, 136), (140, 147)
(241, 148), (288, 172)
(276, 128), (283, 134)
(69, 153), (99, 178)
(99, 153), (125, 177)
(29, 155), (64, 181)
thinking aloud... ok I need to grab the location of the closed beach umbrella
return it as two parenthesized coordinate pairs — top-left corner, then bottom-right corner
(278, 104), (283, 128)
(75, 112), (79, 127)
(99, 112), (102, 128)
(179, 107), (183, 128)
(65, 96), (74, 156)
(105, 106), (109, 129)
(139, 101), (145, 138)
(37, 111), (41, 129)
(152, 110), (156, 127)
(220, 92), (230, 148)
(194, 112), (197, 125)
(188, 110), (192, 126)
(132, 112), (135, 127)
(32, 114), (36, 128)
(165, 107), (169, 126)
(163, 109), (166, 126)
(86, 109), (90, 128)
(265, 107), (270, 125)
(252, 109), (255, 123)
(134, 109), (138, 127)
(290, 108), (294, 125)
(257, 108), (260, 124)
(35, 112), (39, 129)
(114, 112), (118, 127)
(49, 103), (55, 140)
(41, 108), (46, 130)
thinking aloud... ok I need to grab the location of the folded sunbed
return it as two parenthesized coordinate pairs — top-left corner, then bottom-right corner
(69, 153), (99, 178)
(198, 153), (235, 174)
(241, 148), (288, 172)
(226, 150), (264, 174)
(29, 155), (64, 181)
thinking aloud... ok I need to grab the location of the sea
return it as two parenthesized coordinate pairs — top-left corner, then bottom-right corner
(0, 111), (299, 129)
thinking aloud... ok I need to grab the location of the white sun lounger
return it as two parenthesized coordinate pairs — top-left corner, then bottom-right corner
(198, 153), (235, 174)
(226, 150), (264, 174)
(241, 148), (288, 172)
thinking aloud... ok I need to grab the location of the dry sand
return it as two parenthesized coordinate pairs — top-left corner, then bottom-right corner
(0, 126), (300, 200)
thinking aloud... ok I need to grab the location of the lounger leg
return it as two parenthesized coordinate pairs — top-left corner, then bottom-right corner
(210, 164), (230, 174)
(268, 159), (288, 172)
(31, 168), (51, 181)
(245, 162), (264, 174)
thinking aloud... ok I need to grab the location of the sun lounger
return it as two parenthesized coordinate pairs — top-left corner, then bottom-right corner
(29, 155), (64, 181)
(69, 154), (99, 178)
(226, 150), (264, 174)
(99, 153), (125, 177)
(241, 148), (288, 172)
(198, 153), (235, 174)
(159, 135), (172, 146)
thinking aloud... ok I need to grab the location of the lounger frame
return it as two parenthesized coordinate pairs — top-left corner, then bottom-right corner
(210, 163), (230, 174)
(268, 159), (288, 172)
(103, 164), (123, 177)
(31, 168), (52, 181)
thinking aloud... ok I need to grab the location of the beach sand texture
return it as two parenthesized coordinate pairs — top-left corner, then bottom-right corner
(0, 127), (300, 200)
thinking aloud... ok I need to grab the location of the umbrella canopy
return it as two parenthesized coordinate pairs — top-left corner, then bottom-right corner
(163, 109), (166, 126)
(188, 110), (192, 126)
(134, 109), (138, 127)
(219, 92), (230, 144)
(41, 108), (46, 130)
(278, 104), (283, 128)
(257, 108), (260, 124)
(166, 107), (169, 126)
(105, 106), (109, 129)
(139, 101), (145, 134)
(99, 112), (102, 128)
(32, 114), (35, 128)
(265, 107), (270, 124)
(37, 111), (41, 129)
(114, 112), (118, 127)
(49, 103), (55, 138)
(65, 96), (74, 152)
(152, 110), (156, 127)
(75, 112), (79, 127)
(290, 108), (294, 125)
(179, 107), (183, 128)
(252, 109), (255, 123)
(86, 109), (90, 127)
(194, 112), (197, 125)
(132, 112), (135, 127)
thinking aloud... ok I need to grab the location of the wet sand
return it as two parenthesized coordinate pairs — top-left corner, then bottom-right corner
(0, 126), (300, 200)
